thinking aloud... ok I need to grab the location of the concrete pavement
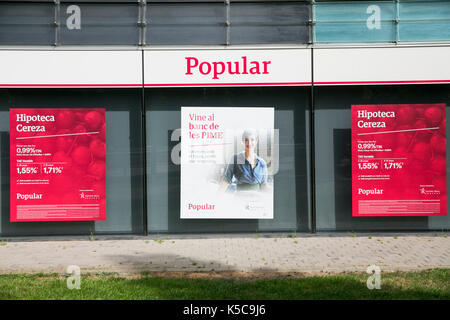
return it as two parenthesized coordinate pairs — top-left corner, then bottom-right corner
(0, 233), (449, 275)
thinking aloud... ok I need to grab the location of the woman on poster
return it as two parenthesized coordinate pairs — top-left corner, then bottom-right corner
(220, 129), (269, 192)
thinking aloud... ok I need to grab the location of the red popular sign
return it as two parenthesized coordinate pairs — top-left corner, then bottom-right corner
(352, 104), (447, 217)
(10, 108), (106, 222)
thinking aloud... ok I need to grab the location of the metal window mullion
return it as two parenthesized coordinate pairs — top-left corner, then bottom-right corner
(139, 0), (147, 46)
(310, 46), (316, 233)
(54, 0), (60, 46)
(225, 0), (230, 45)
(310, 0), (315, 45)
(395, 0), (400, 43)
(143, 1), (147, 46)
(141, 50), (148, 236)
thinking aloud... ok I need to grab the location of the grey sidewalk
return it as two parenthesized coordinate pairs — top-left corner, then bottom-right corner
(0, 233), (449, 274)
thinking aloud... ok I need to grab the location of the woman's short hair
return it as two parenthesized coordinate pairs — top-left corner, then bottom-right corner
(242, 129), (258, 141)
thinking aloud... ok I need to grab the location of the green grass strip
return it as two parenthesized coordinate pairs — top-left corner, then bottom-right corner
(0, 269), (448, 300)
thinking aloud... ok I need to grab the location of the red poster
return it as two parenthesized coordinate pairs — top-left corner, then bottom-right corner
(352, 104), (447, 217)
(10, 108), (106, 222)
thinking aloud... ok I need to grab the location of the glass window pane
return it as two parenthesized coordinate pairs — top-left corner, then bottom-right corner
(0, 89), (144, 236)
(314, 2), (396, 43)
(314, 2), (395, 21)
(399, 1), (450, 42)
(145, 88), (311, 233)
(146, 3), (226, 45)
(60, 4), (139, 45)
(230, 2), (310, 44)
(399, 1), (450, 19)
(0, 3), (55, 45)
(315, 22), (396, 43)
(399, 21), (450, 42)
(314, 85), (450, 231)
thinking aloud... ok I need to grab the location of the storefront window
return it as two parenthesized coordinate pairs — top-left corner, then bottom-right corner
(314, 85), (450, 231)
(0, 89), (144, 236)
(146, 87), (311, 233)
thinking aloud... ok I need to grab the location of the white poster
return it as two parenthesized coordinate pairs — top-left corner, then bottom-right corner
(181, 107), (275, 219)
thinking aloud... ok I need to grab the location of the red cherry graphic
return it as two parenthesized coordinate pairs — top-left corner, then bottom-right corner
(408, 158), (428, 174)
(430, 134), (446, 154)
(396, 132), (413, 148)
(393, 146), (408, 157)
(68, 165), (88, 188)
(414, 119), (427, 128)
(376, 130), (395, 149)
(38, 137), (55, 154)
(75, 111), (86, 121)
(52, 175), (73, 192)
(89, 139), (105, 159)
(411, 142), (431, 162)
(56, 134), (74, 153)
(71, 146), (91, 167)
(99, 123), (106, 141)
(79, 174), (96, 187)
(439, 118), (446, 136)
(414, 119), (432, 141)
(56, 110), (76, 129)
(415, 106), (425, 118)
(418, 172), (433, 185)
(397, 106), (416, 125)
(431, 156), (446, 175)
(73, 124), (91, 145)
(88, 161), (105, 180)
(52, 151), (72, 167)
(43, 121), (57, 135)
(84, 111), (103, 131)
(68, 164), (85, 178)
(396, 124), (411, 130)
(424, 106), (443, 126)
